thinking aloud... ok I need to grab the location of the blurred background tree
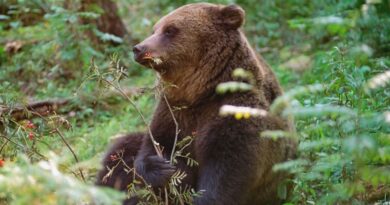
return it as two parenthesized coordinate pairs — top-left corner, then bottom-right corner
(78, 0), (128, 44)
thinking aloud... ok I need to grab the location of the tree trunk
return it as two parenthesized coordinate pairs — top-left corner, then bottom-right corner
(80, 0), (128, 44)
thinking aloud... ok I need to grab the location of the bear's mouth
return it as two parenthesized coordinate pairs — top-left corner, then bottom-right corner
(143, 56), (163, 66)
(135, 52), (163, 68)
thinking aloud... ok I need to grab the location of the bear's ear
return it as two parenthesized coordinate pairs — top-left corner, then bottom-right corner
(219, 4), (245, 29)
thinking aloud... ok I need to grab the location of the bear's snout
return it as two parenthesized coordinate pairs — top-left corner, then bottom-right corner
(132, 44), (146, 61)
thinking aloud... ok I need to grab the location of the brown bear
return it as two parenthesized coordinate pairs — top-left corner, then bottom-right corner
(96, 3), (297, 205)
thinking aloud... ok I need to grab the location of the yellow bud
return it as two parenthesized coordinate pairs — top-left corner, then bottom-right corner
(243, 112), (250, 119)
(234, 112), (243, 120)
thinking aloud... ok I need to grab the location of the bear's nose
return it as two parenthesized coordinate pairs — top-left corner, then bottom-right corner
(132, 44), (144, 56)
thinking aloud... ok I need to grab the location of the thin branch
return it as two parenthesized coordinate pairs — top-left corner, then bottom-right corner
(54, 128), (86, 182)
(101, 78), (173, 205)
(101, 78), (163, 157)
(12, 109), (85, 182)
(92, 58), (193, 205)
(0, 134), (47, 160)
(0, 124), (19, 154)
(116, 151), (160, 204)
(157, 82), (184, 205)
(161, 93), (181, 164)
(0, 140), (8, 153)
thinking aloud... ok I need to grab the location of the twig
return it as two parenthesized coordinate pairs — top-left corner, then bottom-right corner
(100, 78), (163, 157)
(0, 119), (47, 159)
(0, 134), (47, 160)
(0, 140), (8, 153)
(117, 151), (160, 204)
(101, 77), (172, 205)
(161, 93), (181, 164)
(102, 158), (122, 184)
(0, 125), (18, 154)
(54, 128), (86, 182)
(157, 81), (184, 205)
(93, 57), (192, 204)
(14, 109), (85, 182)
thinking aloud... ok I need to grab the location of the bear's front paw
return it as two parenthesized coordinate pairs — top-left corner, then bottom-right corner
(135, 155), (176, 187)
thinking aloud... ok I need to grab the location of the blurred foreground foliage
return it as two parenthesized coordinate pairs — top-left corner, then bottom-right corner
(0, 0), (390, 204)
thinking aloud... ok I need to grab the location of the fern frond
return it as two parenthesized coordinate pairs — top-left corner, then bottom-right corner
(271, 84), (326, 115)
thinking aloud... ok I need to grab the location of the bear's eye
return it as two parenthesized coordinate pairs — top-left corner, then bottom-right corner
(163, 26), (178, 37)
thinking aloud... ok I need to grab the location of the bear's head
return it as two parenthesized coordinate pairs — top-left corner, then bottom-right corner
(133, 3), (246, 84)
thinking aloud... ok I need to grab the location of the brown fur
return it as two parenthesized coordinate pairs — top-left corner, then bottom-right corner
(97, 3), (297, 205)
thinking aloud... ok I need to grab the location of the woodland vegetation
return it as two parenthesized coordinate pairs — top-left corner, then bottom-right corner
(0, 0), (390, 204)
